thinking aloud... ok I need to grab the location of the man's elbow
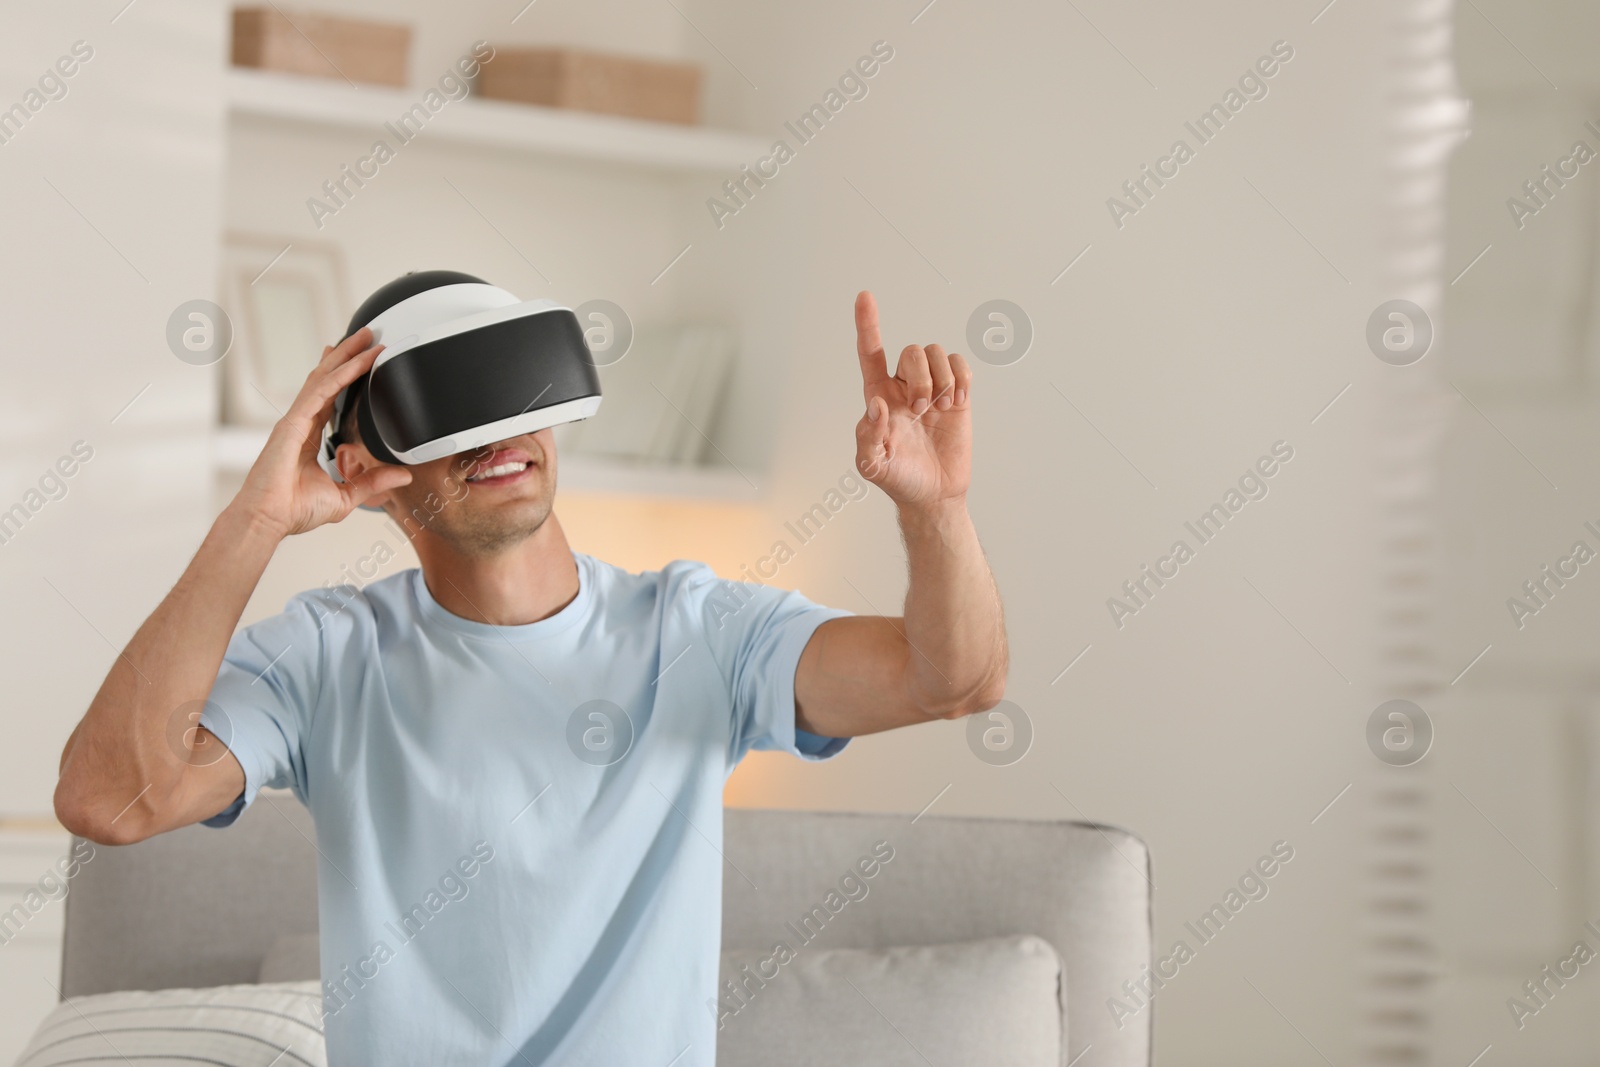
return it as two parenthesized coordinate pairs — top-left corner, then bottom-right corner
(925, 672), (1009, 721)
(53, 780), (154, 847)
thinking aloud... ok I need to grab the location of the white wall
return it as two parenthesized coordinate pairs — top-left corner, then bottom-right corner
(680, 1), (1396, 1063)
(0, 0), (225, 813)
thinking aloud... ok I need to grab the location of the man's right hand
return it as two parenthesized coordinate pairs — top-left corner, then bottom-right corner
(230, 326), (413, 538)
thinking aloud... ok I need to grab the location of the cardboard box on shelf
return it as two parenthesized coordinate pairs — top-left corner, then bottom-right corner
(479, 48), (701, 126)
(231, 7), (411, 87)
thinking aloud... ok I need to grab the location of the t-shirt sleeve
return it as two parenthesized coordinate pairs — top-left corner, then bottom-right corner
(693, 570), (854, 766)
(197, 593), (327, 827)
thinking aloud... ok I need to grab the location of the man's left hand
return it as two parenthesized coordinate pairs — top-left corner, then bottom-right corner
(852, 290), (972, 510)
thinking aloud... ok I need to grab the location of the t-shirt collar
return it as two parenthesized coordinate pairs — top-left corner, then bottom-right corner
(412, 552), (594, 641)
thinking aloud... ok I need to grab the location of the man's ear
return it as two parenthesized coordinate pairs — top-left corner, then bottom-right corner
(335, 442), (400, 509)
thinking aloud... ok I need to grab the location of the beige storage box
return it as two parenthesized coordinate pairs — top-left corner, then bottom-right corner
(231, 7), (411, 87)
(479, 47), (701, 125)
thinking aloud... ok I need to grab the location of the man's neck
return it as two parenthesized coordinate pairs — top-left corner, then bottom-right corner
(416, 513), (581, 626)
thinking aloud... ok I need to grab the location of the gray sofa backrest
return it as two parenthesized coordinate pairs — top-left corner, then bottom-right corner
(61, 793), (1151, 1066)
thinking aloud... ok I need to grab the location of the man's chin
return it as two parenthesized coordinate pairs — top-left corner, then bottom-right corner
(443, 494), (553, 550)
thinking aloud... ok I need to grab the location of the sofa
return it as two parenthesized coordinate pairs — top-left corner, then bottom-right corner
(41, 794), (1151, 1065)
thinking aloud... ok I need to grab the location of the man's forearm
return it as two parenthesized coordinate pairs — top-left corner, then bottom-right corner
(898, 499), (1007, 717)
(54, 503), (281, 839)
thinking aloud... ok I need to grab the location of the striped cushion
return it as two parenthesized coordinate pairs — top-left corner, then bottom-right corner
(16, 981), (326, 1067)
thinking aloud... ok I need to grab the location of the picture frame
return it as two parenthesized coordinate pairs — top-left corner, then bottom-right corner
(218, 233), (350, 426)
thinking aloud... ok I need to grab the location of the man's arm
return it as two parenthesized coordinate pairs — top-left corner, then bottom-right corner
(794, 292), (1007, 738)
(53, 329), (405, 845)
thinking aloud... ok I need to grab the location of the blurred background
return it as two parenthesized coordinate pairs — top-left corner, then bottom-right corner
(1, 0), (1597, 1063)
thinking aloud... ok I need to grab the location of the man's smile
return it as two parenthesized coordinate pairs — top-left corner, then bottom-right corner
(463, 448), (536, 486)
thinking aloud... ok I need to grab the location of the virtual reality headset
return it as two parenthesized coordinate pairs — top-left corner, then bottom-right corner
(319, 269), (602, 485)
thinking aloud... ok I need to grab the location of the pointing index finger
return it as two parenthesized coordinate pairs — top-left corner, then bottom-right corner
(855, 290), (889, 390)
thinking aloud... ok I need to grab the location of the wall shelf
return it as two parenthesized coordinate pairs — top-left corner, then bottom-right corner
(226, 68), (766, 173)
(211, 426), (759, 502)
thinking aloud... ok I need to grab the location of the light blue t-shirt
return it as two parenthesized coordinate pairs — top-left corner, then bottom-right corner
(200, 552), (851, 1066)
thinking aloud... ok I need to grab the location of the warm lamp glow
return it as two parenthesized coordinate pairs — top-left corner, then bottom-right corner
(552, 492), (769, 577)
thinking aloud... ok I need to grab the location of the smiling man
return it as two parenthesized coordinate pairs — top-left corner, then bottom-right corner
(53, 279), (1008, 1066)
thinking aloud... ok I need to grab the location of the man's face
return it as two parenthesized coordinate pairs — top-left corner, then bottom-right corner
(339, 429), (559, 557)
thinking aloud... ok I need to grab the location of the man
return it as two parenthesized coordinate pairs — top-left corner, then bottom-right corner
(53, 286), (1008, 1065)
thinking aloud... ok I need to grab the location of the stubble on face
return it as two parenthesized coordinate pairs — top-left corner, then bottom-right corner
(429, 491), (553, 557)
(384, 438), (556, 558)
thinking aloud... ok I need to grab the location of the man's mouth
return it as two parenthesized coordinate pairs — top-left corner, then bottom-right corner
(464, 449), (535, 485)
